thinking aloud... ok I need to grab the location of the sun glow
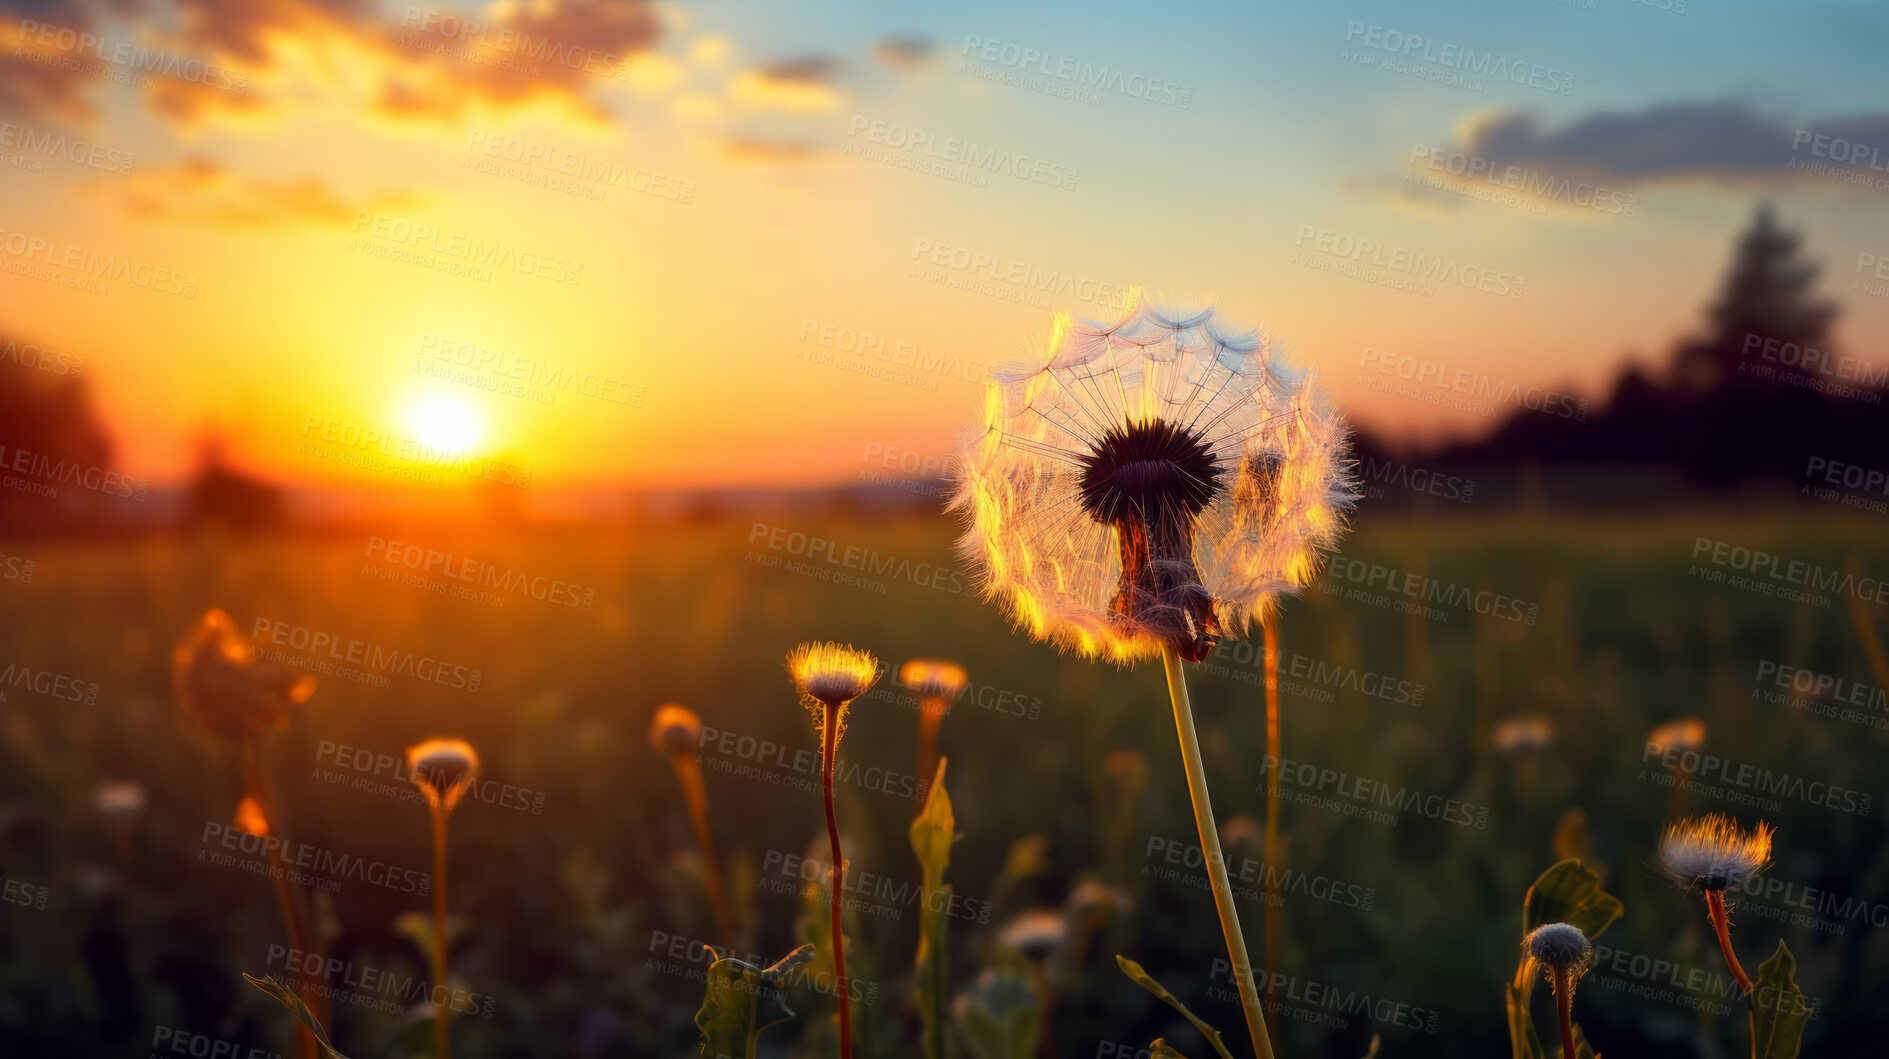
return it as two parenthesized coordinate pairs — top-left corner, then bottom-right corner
(406, 394), (485, 453)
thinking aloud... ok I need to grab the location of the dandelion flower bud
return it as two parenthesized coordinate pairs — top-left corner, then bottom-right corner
(1493, 716), (1553, 757)
(787, 642), (880, 741)
(649, 703), (703, 758)
(406, 738), (481, 814)
(998, 909), (1068, 963)
(173, 609), (316, 744)
(1523, 922), (1593, 978)
(235, 796), (270, 837)
(900, 659), (969, 703)
(1647, 717), (1706, 756)
(1659, 814), (1772, 890)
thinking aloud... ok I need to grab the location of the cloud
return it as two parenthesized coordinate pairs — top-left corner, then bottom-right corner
(1450, 101), (1889, 187)
(872, 37), (931, 71)
(712, 134), (822, 164)
(729, 54), (842, 111)
(94, 156), (416, 226)
(1, 0), (662, 130)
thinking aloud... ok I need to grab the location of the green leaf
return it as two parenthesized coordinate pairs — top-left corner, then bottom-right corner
(1150, 1039), (1190, 1059)
(241, 974), (351, 1059)
(953, 964), (1039, 1059)
(1522, 860), (1623, 942)
(693, 945), (815, 1059)
(910, 757), (955, 1059)
(1114, 956), (1235, 1059)
(1748, 940), (1812, 1059)
(1503, 981), (1546, 1059)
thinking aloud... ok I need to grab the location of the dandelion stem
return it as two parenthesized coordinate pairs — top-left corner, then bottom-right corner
(674, 755), (739, 947)
(1553, 965), (1576, 1059)
(916, 696), (946, 815)
(822, 703), (854, 1059)
(1260, 615), (1282, 1041)
(431, 806), (451, 1059)
(1706, 890), (1753, 994)
(242, 738), (319, 1059)
(1161, 645), (1277, 1059)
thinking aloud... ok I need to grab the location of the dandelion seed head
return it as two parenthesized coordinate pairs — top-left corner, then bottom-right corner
(649, 703), (704, 758)
(998, 908), (1067, 963)
(787, 642), (880, 743)
(1524, 922), (1593, 977)
(1494, 715), (1554, 757)
(406, 737), (481, 814)
(950, 293), (1355, 663)
(173, 609), (317, 744)
(1660, 814), (1773, 890)
(899, 658), (969, 702)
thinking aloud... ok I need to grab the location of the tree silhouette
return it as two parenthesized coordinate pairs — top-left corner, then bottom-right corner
(1670, 202), (1839, 395)
(0, 333), (119, 534)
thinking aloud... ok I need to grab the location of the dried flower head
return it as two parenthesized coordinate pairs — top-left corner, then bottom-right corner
(1494, 715), (1554, 757)
(649, 703), (704, 758)
(1523, 922), (1593, 977)
(899, 659), (969, 702)
(1647, 717), (1706, 756)
(998, 908), (1068, 963)
(1660, 814), (1773, 890)
(406, 738), (481, 814)
(950, 294), (1354, 663)
(787, 642), (880, 738)
(173, 609), (317, 743)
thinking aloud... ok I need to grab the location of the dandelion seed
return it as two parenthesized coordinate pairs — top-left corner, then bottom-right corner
(649, 704), (737, 947)
(406, 737), (480, 1059)
(786, 641), (880, 1059)
(1523, 922), (1593, 1058)
(1661, 815), (1774, 994)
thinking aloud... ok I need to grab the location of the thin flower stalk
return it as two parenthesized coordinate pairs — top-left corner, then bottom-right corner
(1260, 615), (1281, 1039)
(407, 739), (480, 1059)
(652, 705), (737, 947)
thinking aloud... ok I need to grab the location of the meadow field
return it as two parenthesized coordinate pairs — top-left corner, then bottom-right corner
(1, 506), (1885, 1058)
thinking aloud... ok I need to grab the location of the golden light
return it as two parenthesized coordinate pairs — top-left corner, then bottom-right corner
(406, 394), (485, 453)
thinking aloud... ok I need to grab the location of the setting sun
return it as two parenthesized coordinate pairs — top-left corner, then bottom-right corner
(405, 394), (485, 454)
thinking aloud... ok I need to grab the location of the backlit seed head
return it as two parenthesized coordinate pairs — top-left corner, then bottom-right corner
(787, 642), (880, 743)
(406, 738), (481, 814)
(1494, 715), (1554, 757)
(899, 659), (969, 703)
(998, 908), (1068, 963)
(950, 294), (1355, 664)
(173, 609), (317, 744)
(1647, 717), (1706, 756)
(649, 703), (703, 758)
(1660, 814), (1773, 890)
(1524, 922), (1593, 978)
